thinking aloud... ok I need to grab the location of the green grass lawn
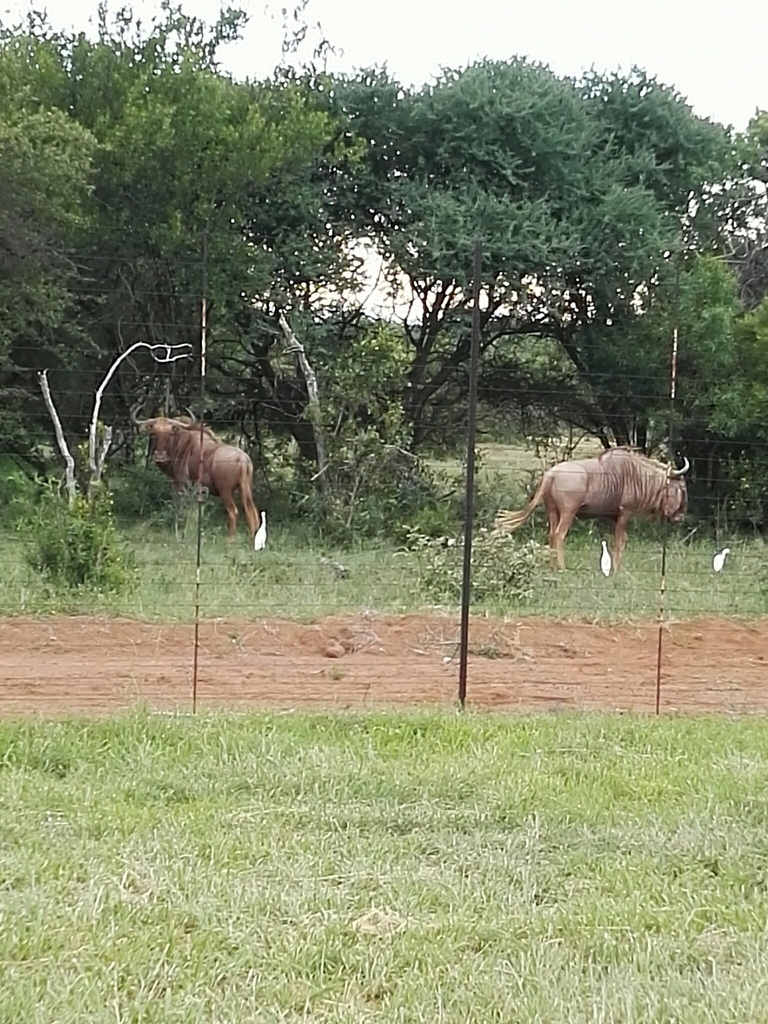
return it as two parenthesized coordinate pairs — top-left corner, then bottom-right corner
(2, 710), (768, 1022)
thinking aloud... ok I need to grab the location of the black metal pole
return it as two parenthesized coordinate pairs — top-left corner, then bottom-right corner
(458, 241), (482, 708)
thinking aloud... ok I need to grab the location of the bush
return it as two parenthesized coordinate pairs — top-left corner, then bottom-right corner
(22, 481), (137, 594)
(291, 432), (447, 546)
(109, 461), (178, 524)
(0, 459), (41, 525)
(407, 527), (552, 605)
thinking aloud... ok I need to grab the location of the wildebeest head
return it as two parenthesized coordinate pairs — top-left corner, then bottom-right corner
(131, 414), (184, 465)
(660, 456), (690, 523)
(131, 412), (206, 470)
(131, 410), (221, 471)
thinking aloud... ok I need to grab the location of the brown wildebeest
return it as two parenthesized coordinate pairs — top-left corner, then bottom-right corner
(132, 413), (264, 547)
(494, 447), (690, 572)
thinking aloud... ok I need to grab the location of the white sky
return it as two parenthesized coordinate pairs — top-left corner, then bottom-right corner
(2, 0), (766, 132)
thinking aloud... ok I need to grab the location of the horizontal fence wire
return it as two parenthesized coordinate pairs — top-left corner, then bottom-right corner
(2, 266), (768, 718)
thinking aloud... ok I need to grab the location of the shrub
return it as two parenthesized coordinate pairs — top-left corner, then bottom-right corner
(407, 527), (552, 605)
(0, 459), (41, 525)
(22, 481), (137, 594)
(109, 461), (178, 524)
(292, 432), (447, 546)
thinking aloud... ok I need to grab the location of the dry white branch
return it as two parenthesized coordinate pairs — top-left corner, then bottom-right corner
(38, 370), (77, 507)
(90, 425), (114, 491)
(278, 312), (328, 493)
(89, 341), (193, 492)
(40, 342), (193, 502)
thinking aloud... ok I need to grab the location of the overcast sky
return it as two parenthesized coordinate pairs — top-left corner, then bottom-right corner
(3, 0), (766, 131)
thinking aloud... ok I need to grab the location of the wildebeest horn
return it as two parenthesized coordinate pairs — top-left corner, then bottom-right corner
(165, 416), (195, 428)
(184, 407), (198, 423)
(670, 456), (690, 478)
(130, 405), (155, 428)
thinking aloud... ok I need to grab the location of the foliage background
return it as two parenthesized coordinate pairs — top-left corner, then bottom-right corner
(1, 0), (767, 543)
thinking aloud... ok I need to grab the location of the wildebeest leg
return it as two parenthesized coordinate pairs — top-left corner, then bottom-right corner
(547, 506), (558, 550)
(222, 493), (237, 540)
(220, 489), (238, 539)
(612, 511), (630, 572)
(545, 507), (561, 569)
(552, 509), (577, 570)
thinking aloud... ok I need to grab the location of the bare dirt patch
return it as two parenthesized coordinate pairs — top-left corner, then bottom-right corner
(1, 613), (766, 717)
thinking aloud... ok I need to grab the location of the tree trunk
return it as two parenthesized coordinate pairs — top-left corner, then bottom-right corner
(38, 370), (77, 507)
(277, 313), (329, 494)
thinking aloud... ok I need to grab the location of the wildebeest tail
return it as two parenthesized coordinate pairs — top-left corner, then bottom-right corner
(493, 476), (548, 534)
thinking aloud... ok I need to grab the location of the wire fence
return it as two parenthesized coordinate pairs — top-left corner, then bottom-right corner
(2, 251), (768, 719)
(0, 456), (765, 718)
(0, 539), (764, 716)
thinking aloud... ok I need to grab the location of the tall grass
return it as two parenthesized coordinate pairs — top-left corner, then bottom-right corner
(1, 518), (766, 622)
(3, 440), (766, 622)
(2, 710), (768, 1022)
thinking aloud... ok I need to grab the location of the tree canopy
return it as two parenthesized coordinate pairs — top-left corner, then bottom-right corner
(1, 2), (767, 528)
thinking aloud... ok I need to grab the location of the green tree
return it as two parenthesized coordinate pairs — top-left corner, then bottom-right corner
(311, 60), (736, 450)
(700, 294), (768, 526)
(725, 110), (768, 310)
(0, 3), (349, 460)
(64, 5), (341, 434)
(0, 93), (95, 459)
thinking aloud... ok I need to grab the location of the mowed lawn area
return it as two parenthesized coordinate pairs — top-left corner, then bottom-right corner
(2, 710), (768, 1022)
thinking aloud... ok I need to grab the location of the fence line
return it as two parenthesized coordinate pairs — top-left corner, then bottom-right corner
(2, 249), (768, 716)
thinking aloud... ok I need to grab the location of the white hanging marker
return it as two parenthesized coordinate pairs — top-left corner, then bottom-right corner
(254, 511), (267, 552)
(712, 546), (730, 573)
(600, 540), (612, 577)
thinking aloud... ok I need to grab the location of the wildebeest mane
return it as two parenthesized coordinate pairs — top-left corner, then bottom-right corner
(176, 419), (221, 441)
(163, 423), (216, 470)
(596, 447), (671, 513)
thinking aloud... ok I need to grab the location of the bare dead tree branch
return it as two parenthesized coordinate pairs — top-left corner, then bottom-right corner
(89, 341), (193, 493)
(277, 312), (329, 493)
(37, 370), (76, 506)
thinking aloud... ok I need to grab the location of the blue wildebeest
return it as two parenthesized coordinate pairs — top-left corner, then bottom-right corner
(494, 446), (690, 571)
(132, 412), (265, 548)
